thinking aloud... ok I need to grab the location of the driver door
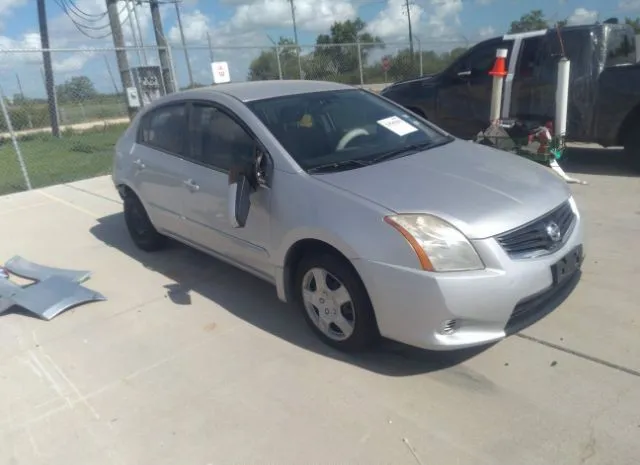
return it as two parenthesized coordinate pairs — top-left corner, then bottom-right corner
(437, 38), (514, 139)
(180, 101), (273, 279)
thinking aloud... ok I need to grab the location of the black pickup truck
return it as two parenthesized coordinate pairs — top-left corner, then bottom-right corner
(380, 23), (640, 169)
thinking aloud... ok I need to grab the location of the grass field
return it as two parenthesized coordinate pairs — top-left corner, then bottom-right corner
(0, 123), (127, 196)
(3, 99), (128, 133)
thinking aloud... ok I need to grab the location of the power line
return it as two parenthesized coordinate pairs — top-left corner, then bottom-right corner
(54, 0), (131, 40)
(64, 0), (109, 20)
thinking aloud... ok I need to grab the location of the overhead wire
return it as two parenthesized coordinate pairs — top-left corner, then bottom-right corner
(54, 0), (131, 40)
(64, 0), (109, 21)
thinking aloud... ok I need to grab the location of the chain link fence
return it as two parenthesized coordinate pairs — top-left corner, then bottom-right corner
(0, 40), (472, 196)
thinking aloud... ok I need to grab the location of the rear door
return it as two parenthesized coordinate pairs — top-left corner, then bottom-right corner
(131, 103), (191, 238)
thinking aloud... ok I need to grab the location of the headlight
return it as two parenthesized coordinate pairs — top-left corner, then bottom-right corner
(385, 214), (484, 272)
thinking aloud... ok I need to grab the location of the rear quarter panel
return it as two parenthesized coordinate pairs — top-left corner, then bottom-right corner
(595, 64), (640, 146)
(112, 113), (141, 192)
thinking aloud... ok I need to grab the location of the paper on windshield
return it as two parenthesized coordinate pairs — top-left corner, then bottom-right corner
(377, 116), (418, 136)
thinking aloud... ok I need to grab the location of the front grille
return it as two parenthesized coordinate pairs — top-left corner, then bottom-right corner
(496, 201), (575, 257)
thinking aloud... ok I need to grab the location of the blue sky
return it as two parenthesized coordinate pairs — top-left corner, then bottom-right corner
(0, 0), (637, 97)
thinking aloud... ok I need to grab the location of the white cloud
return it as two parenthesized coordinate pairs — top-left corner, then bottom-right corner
(566, 7), (598, 25)
(169, 9), (210, 43)
(478, 26), (495, 38)
(619, 0), (640, 10)
(53, 50), (96, 73)
(367, 0), (463, 42)
(228, 0), (356, 35)
(0, 0), (26, 16)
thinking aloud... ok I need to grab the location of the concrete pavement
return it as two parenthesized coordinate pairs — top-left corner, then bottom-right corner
(0, 151), (639, 464)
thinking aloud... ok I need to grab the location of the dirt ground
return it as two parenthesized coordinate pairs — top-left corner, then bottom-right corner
(0, 145), (639, 465)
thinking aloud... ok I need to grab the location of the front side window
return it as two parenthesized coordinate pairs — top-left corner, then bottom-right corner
(246, 89), (452, 172)
(190, 104), (256, 171)
(451, 40), (513, 78)
(140, 104), (187, 156)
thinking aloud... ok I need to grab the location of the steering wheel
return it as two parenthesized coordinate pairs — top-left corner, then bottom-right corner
(336, 128), (370, 150)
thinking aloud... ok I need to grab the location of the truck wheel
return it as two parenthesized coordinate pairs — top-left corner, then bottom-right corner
(623, 128), (640, 172)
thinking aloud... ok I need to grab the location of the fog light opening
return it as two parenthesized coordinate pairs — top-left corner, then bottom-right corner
(439, 319), (459, 335)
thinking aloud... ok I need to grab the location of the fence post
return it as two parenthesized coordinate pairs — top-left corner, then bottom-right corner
(357, 40), (364, 85)
(275, 46), (283, 80)
(166, 45), (179, 92)
(0, 87), (32, 190)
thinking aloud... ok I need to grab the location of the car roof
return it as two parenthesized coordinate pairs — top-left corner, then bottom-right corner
(180, 80), (355, 103)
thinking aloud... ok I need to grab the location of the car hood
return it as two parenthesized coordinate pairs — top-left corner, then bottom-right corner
(314, 139), (571, 239)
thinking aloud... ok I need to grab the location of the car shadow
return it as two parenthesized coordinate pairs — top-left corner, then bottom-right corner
(562, 146), (636, 177)
(90, 213), (495, 377)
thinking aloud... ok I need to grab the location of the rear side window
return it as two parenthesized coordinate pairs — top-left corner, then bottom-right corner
(605, 27), (635, 67)
(139, 104), (187, 156)
(515, 36), (544, 78)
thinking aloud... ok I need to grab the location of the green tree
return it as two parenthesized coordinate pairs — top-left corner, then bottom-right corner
(625, 17), (640, 34)
(56, 76), (98, 103)
(309, 18), (384, 83)
(247, 37), (300, 81)
(508, 9), (567, 34)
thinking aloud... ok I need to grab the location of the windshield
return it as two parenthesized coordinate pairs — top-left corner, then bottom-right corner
(246, 89), (453, 172)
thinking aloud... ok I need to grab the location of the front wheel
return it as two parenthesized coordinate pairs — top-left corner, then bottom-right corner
(294, 254), (379, 352)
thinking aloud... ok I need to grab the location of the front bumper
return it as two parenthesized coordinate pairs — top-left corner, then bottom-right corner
(352, 214), (584, 351)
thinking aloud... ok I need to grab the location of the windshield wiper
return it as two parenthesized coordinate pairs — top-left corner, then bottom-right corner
(370, 137), (454, 164)
(307, 159), (371, 173)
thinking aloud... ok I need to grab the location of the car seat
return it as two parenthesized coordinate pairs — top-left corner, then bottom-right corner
(278, 106), (332, 162)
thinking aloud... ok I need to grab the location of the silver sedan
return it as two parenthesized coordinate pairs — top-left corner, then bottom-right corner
(112, 80), (584, 352)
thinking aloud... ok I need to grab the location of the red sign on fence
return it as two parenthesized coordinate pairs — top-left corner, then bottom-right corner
(382, 57), (390, 72)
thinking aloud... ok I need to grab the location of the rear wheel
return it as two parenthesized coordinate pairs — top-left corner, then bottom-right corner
(123, 193), (167, 252)
(623, 124), (640, 172)
(294, 254), (379, 352)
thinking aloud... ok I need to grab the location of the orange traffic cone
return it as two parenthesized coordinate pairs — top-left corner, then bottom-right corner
(489, 49), (508, 77)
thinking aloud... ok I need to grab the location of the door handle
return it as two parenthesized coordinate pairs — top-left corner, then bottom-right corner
(133, 159), (145, 169)
(183, 179), (200, 192)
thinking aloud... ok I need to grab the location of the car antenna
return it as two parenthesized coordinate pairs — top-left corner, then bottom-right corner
(555, 22), (566, 58)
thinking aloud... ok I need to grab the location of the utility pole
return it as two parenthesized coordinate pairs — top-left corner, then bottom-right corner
(150, 0), (176, 93)
(288, 0), (303, 79)
(207, 31), (215, 63)
(106, 0), (136, 118)
(37, 0), (60, 138)
(174, 0), (194, 88)
(405, 0), (414, 58)
(103, 55), (120, 95)
(125, 0), (143, 65)
(131, 0), (148, 65)
(16, 73), (25, 100)
(207, 31), (215, 85)
(267, 35), (283, 80)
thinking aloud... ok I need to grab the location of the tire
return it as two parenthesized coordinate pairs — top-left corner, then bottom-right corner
(623, 125), (640, 173)
(294, 253), (379, 352)
(123, 193), (167, 252)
